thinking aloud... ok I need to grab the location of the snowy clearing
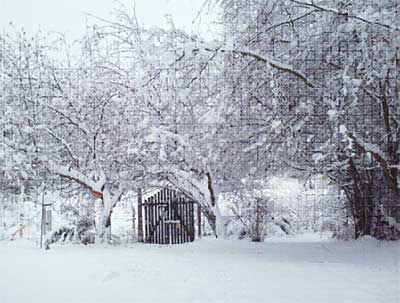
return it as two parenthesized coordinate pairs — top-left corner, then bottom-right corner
(0, 235), (399, 303)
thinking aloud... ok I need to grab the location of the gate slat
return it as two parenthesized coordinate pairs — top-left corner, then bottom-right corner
(144, 199), (148, 242)
(188, 201), (191, 241)
(170, 190), (174, 245)
(148, 196), (152, 243)
(190, 202), (194, 241)
(161, 189), (165, 244)
(181, 196), (185, 244)
(171, 191), (177, 244)
(181, 196), (185, 243)
(166, 189), (170, 244)
(150, 196), (156, 243)
(188, 201), (192, 242)
(155, 192), (159, 244)
(171, 189), (176, 244)
(152, 195), (156, 243)
(177, 196), (182, 244)
(183, 200), (187, 243)
(158, 189), (161, 244)
(169, 189), (173, 244)
(158, 191), (162, 244)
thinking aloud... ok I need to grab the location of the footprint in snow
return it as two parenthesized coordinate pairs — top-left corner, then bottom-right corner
(102, 271), (120, 283)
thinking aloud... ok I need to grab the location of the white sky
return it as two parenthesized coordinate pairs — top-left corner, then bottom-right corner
(0, 0), (218, 40)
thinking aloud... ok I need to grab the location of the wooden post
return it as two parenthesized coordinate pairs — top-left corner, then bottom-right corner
(137, 188), (143, 242)
(197, 203), (202, 238)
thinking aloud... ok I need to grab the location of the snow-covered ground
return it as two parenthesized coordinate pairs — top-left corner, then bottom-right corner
(0, 234), (399, 303)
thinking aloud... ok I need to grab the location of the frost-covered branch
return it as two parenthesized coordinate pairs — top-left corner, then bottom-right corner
(191, 46), (315, 88)
(48, 162), (105, 194)
(290, 0), (392, 30)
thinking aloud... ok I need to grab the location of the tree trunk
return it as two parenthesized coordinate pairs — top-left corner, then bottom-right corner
(170, 170), (225, 238)
(347, 159), (375, 239)
(95, 189), (121, 243)
(206, 172), (225, 238)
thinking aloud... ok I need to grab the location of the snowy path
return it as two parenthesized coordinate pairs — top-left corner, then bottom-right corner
(0, 235), (399, 303)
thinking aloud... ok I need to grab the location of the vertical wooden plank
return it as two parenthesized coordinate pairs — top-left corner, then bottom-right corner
(188, 201), (192, 241)
(170, 189), (175, 244)
(163, 189), (167, 244)
(175, 196), (179, 244)
(183, 199), (188, 243)
(175, 192), (179, 244)
(165, 188), (170, 244)
(160, 189), (165, 244)
(152, 195), (156, 244)
(156, 192), (160, 243)
(164, 189), (167, 244)
(147, 197), (153, 243)
(144, 198), (148, 242)
(150, 196), (155, 243)
(177, 196), (182, 244)
(148, 198), (151, 243)
(137, 188), (143, 242)
(157, 191), (160, 244)
(189, 201), (193, 241)
(169, 190), (173, 245)
(188, 201), (192, 242)
(172, 190), (177, 244)
(180, 198), (184, 243)
(144, 199), (149, 243)
(169, 189), (173, 245)
(191, 202), (195, 241)
(153, 195), (156, 244)
(180, 196), (185, 243)
(187, 201), (190, 242)
(197, 203), (201, 239)
(154, 193), (158, 244)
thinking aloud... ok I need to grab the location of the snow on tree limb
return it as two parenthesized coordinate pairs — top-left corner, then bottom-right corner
(191, 46), (315, 88)
(48, 162), (105, 194)
(290, 0), (392, 30)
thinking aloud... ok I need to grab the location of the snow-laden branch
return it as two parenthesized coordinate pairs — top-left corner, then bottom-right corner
(36, 99), (89, 137)
(191, 46), (315, 88)
(290, 0), (392, 30)
(166, 168), (224, 237)
(48, 162), (105, 193)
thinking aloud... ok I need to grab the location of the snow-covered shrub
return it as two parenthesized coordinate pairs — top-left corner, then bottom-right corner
(225, 193), (270, 242)
(224, 181), (299, 241)
(47, 197), (96, 245)
(46, 218), (95, 245)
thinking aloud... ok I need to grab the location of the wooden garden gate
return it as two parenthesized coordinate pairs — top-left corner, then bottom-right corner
(140, 188), (196, 244)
